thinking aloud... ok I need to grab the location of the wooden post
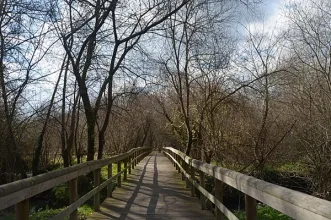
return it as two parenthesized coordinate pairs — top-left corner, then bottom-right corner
(191, 165), (195, 197)
(215, 178), (223, 220)
(137, 150), (140, 163)
(117, 161), (121, 188)
(69, 178), (78, 220)
(15, 199), (29, 220)
(107, 163), (113, 197)
(199, 171), (206, 209)
(93, 169), (101, 211)
(173, 154), (178, 170)
(133, 152), (136, 167)
(131, 154), (135, 169)
(181, 158), (185, 181)
(128, 156), (132, 174)
(185, 163), (189, 188)
(177, 155), (181, 174)
(245, 194), (257, 220)
(124, 158), (128, 180)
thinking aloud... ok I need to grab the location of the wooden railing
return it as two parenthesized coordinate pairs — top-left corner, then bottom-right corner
(0, 147), (151, 220)
(163, 147), (331, 220)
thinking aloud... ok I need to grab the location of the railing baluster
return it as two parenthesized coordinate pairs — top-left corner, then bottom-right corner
(15, 199), (29, 220)
(107, 163), (113, 197)
(117, 161), (122, 188)
(181, 157), (185, 181)
(191, 164), (195, 197)
(128, 155), (132, 174)
(93, 169), (101, 211)
(245, 194), (257, 220)
(69, 177), (78, 220)
(185, 162), (189, 188)
(131, 153), (136, 169)
(215, 178), (223, 220)
(124, 158), (128, 180)
(172, 153), (178, 170)
(199, 171), (206, 210)
(177, 155), (181, 173)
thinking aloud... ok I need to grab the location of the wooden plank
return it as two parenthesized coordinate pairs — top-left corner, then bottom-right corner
(163, 151), (238, 220)
(93, 169), (101, 211)
(124, 159), (127, 180)
(0, 147), (150, 211)
(164, 147), (331, 220)
(215, 178), (224, 220)
(69, 178), (78, 220)
(199, 171), (206, 210)
(52, 159), (139, 219)
(15, 199), (29, 220)
(117, 161), (122, 188)
(245, 194), (257, 220)
(87, 152), (214, 220)
(191, 165), (195, 197)
(107, 163), (113, 197)
(128, 156), (132, 174)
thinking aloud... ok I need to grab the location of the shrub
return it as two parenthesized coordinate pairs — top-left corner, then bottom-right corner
(235, 204), (293, 220)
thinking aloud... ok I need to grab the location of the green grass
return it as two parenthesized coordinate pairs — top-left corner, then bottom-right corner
(0, 205), (94, 220)
(235, 205), (293, 220)
(100, 162), (125, 180)
(0, 161), (128, 220)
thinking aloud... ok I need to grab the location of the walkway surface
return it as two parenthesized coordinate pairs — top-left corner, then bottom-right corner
(87, 152), (214, 220)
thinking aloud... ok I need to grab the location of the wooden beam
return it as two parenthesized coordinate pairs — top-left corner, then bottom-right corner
(245, 194), (257, 220)
(215, 179), (224, 220)
(199, 171), (206, 210)
(124, 159), (127, 180)
(15, 199), (29, 220)
(191, 165), (195, 197)
(107, 163), (112, 197)
(117, 161), (121, 188)
(128, 156), (131, 174)
(69, 178), (78, 220)
(93, 169), (101, 211)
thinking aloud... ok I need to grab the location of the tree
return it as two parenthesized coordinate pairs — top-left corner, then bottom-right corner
(0, 0), (54, 178)
(52, 0), (192, 161)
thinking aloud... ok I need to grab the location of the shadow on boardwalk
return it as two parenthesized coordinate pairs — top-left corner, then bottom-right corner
(87, 152), (214, 220)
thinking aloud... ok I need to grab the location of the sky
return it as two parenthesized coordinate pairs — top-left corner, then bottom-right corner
(22, 0), (293, 112)
(253, 0), (293, 33)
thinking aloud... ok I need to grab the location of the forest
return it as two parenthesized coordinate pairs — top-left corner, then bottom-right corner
(1, 0), (331, 219)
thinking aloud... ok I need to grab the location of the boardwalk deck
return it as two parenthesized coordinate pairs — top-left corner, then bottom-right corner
(87, 152), (214, 220)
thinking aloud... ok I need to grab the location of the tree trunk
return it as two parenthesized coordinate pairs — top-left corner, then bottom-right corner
(97, 80), (113, 160)
(32, 56), (65, 175)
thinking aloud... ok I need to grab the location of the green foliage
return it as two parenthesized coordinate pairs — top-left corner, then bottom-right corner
(235, 205), (293, 220)
(276, 163), (307, 174)
(100, 162), (125, 180)
(30, 207), (66, 220)
(51, 184), (69, 207)
(77, 205), (94, 219)
(27, 205), (92, 220)
(0, 213), (14, 220)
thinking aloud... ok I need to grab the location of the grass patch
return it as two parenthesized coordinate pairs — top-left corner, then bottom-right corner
(100, 162), (125, 180)
(0, 205), (94, 220)
(235, 205), (293, 220)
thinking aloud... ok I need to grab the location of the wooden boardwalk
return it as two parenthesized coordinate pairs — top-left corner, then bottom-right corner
(87, 152), (214, 220)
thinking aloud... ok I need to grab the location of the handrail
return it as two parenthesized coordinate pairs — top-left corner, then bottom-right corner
(0, 147), (151, 220)
(163, 147), (331, 220)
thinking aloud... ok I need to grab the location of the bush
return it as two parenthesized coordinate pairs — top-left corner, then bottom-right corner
(51, 184), (69, 208)
(28, 205), (93, 220)
(235, 205), (293, 220)
(30, 208), (65, 220)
